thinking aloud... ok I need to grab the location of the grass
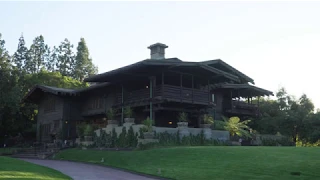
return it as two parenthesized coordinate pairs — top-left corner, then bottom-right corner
(54, 146), (320, 180)
(0, 156), (71, 180)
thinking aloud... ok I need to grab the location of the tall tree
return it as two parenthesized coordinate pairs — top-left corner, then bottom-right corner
(28, 35), (47, 73)
(57, 38), (75, 76)
(43, 45), (52, 71)
(0, 33), (11, 70)
(74, 38), (98, 81)
(12, 35), (29, 78)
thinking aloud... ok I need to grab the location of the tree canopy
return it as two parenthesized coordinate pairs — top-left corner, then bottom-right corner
(0, 33), (94, 140)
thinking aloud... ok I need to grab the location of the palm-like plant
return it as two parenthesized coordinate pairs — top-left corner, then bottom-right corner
(124, 106), (133, 118)
(215, 116), (252, 138)
(203, 114), (214, 124)
(141, 117), (154, 132)
(178, 112), (188, 122)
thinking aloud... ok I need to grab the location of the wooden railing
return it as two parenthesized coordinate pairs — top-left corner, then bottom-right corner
(232, 100), (258, 110)
(162, 84), (209, 105)
(115, 84), (210, 105)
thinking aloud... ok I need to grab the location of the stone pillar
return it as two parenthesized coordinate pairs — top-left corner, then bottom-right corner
(203, 127), (212, 139)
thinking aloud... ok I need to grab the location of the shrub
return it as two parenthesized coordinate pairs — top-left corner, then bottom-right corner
(261, 136), (293, 146)
(203, 114), (214, 124)
(124, 106), (133, 118)
(83, 124), (94, 136)
(178, 112), (188, 122)
(106, 108), (117, 120)
(127, 126), (138, 147)
(117, 127), (127, 147)
(141, 117), (153, 132)
(76, 123), (86, 139)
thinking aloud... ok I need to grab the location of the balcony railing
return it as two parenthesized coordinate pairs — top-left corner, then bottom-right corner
(232, 100), (258, 110)
(224, 100), (259, 116)
(115, 84), (210, 106)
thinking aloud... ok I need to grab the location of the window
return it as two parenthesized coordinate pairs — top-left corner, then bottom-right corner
(44, 97), (56, 113)
(212, 94), (215, 103)
(88, 97), (102, 110)
(41, 124), (51, 137)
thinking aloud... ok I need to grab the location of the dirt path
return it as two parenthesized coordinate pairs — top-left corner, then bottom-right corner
(20, 158), (158, 180)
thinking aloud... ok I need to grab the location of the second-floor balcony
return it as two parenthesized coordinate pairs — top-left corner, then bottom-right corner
(224, 100), (259, 116)
(115, 84), (211, 107)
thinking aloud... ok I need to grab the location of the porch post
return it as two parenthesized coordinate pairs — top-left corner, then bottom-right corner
(121, 85), (124, 125)
(180, 74), (182, 102)
(161, 72), (164, 96)
(230, 90), (233, 111)
(149, 77), (154, 121)
(208, 79), (210, 103)
(192, 75), (194, 104)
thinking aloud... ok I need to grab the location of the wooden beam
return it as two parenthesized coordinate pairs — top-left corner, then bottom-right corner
(149, 77), (153, 120)
(143, 106), (199, 113)
(192, 75), (194, 104)
(180, 74), (182, 103)
(121, 85), (124, 125)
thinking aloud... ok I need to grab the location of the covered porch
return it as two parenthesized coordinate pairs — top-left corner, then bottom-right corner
(213, 83), (274, 116)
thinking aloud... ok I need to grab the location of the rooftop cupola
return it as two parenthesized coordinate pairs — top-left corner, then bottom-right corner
(148, 43), (168, 60)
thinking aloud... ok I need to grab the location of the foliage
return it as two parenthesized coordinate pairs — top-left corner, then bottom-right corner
(111, 128), (117, 147)
(127, 126), (138, 147)
(74, 38), (98, 81)
(215, 116), (252, 138)
(178, 112), (188, 122)
(117, 127), (127, 147)
(106, 108), (117, 120)
(83, 124), (94, 136)
(76, 123), (86, 139)
(260, 136), (293, 146)
(91, 127), (138, 148)
(203, 114), (214, 124)
(124, 106), (133, 118)
(251, 88), (319, 144)
(141, 117), (153, 132)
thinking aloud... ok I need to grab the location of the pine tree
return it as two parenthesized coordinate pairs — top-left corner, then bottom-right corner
(0, 33), (11, 70)
(28, 35), (47, 73)
(12, 35), (29, 73)
(57, 38), (75, 76)
(43, 45), (53, 71)
(74, 38), (98, 81)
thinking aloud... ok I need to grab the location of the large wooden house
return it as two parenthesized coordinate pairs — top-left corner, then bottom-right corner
(24, 43), (273, 142)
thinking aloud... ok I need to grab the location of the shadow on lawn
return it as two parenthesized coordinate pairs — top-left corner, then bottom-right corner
(0, 171), (67, 180)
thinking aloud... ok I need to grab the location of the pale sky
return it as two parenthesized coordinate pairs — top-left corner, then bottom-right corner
(0, 1), (319, 108)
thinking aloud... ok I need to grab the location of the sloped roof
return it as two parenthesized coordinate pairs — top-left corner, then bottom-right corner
(23, 82), (110, 103)
(214, 83), (274, 96)
(202, 59), (254, 84)
(84, 58), (242, 83)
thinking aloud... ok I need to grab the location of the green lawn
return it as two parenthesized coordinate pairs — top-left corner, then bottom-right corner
(0, 156), (71, 180)
(55, 147), (320, 180)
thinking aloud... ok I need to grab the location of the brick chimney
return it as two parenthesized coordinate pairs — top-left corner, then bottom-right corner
(148, 43), (168, 60)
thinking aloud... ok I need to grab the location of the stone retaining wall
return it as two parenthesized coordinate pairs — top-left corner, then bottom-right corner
(94, 122), (230, 141)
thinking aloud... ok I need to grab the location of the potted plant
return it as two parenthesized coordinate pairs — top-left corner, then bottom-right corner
(201, 114), (214, 128)
(177, 112), (188, 128)
(106, 108), (118, 125)
(124, 106), (135, 123)
(141, 117), (154, 139)
(83, 124), (94, 141)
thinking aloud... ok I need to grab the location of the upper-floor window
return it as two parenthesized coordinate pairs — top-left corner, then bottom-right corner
(88, 97), (102, 110)
(44, 97), (56, 113)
